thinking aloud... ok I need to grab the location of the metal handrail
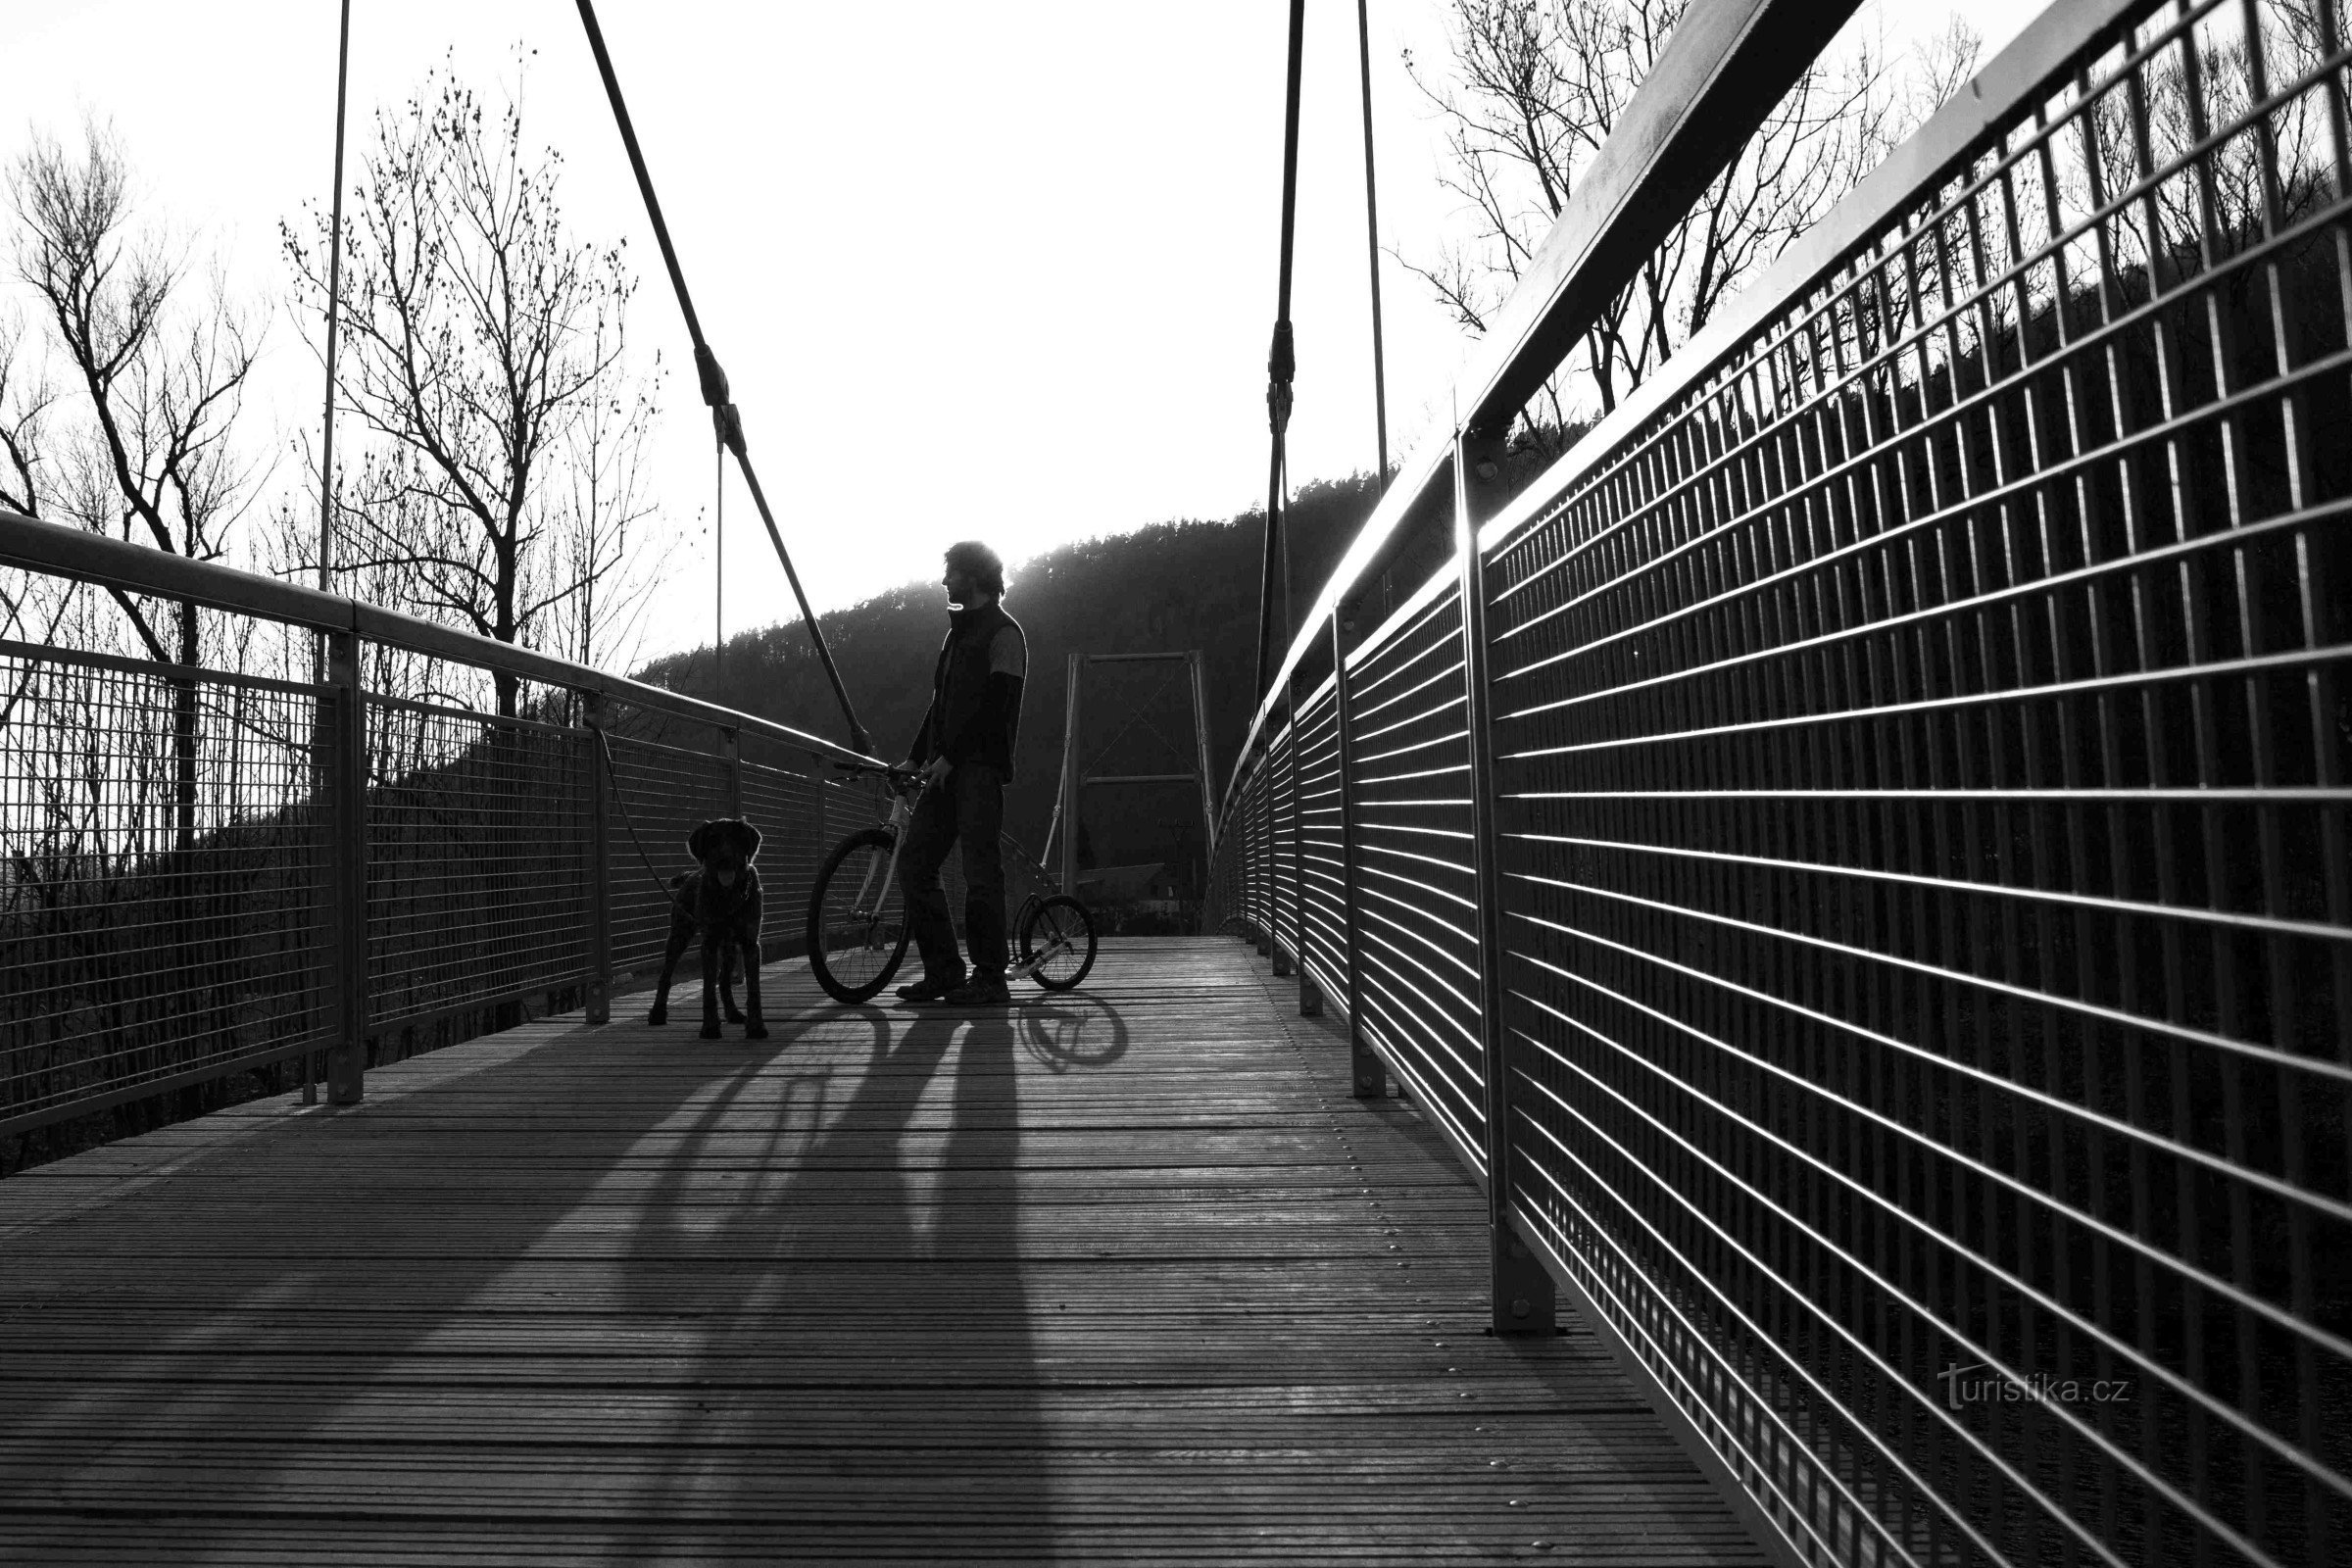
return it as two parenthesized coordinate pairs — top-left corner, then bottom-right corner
(0, 508), (878, 768)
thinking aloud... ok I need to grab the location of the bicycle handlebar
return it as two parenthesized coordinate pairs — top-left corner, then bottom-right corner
(831, 759), (926, 793)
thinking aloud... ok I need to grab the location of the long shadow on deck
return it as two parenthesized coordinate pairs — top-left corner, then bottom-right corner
(0, 984), (1057, 1559)
(610, 1006), (1050, 1558)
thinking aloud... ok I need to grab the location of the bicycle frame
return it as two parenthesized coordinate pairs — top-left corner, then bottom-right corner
(845, 784), (919, 926)
(833, 764), (1085, 986)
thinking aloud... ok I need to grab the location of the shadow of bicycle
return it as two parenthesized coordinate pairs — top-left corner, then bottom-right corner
(1016, 991), (1127, 1072)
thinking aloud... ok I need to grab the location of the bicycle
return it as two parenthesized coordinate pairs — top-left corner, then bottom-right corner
(804, 760), (1098, 1004)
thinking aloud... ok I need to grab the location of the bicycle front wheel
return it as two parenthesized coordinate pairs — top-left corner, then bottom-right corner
(1018, 894), (1097, 991)
(806, 828), (912, 1004)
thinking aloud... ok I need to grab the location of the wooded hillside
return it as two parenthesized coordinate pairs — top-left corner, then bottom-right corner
(636, 474), (1391, 889)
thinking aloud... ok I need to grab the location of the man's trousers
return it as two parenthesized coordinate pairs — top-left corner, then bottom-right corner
(899, 760), (1007, 981)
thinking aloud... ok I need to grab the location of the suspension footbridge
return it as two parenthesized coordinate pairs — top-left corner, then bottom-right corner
(4, 0), (2347, 1562)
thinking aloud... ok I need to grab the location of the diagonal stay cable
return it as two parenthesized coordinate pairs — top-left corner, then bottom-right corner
(1353, 0), (1390, 494)
(1255, 0), (1306, 706)
(573, 0), (873, 756)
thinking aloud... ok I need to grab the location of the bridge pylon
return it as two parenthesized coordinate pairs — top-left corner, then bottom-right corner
(1048, 652), (1217, 930)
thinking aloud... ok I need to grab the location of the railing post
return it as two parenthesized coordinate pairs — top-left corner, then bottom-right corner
(717, 725), (742, 819)
(1260, 747), (1279, 963)
(1271, 717), (1294, 979)
(1291, 677), (1320, 1012)
(1189, 650), (1217, 877)
(1239, 747), (1254, 947)
(583, 694), (612, 1025)
(1060, 653), (1082, 897)
(1246, 769), (1256, 946)
(809, 749), (827, 851)
(304, 644), (327, 1107)
(1456, 429), (1550, 1335)
(1331, 609), (1380, 1098)
(324, 628), (368, 1106)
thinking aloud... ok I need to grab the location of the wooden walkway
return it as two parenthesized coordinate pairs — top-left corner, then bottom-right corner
(0, 939), (1765, 1566)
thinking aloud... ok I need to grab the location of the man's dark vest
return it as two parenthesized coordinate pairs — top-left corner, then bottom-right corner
(926, 602), (1023, 774)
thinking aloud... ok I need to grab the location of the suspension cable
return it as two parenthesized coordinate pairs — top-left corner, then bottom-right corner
(316, 0), (353, 600)
(713, 445), (724, 703)
(572, 0), (873, 755)
(1255, 0), (1308, 705)
(1355, 0), (1391, 494)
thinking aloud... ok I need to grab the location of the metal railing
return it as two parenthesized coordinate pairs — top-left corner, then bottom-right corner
(1, 507), (884, 1138)
(1207, 1), (2351, 1564)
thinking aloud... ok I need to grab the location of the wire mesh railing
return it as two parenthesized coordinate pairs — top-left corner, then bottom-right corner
(1208, 1), (2351, 1563)
(1, 507), (882, 1142)
(0, 640), (334, 1131)
(365, 694), (595, 1034)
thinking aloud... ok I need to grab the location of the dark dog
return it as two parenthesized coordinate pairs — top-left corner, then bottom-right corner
(647, 817), (768, 1040)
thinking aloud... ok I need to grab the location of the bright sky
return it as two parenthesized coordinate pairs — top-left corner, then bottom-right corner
(2, 0), (2047, 670)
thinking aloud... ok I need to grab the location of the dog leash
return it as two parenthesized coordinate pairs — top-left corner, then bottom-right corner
(592, 725), (695, 913)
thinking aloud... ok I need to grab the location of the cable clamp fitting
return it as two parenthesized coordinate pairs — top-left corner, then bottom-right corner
(713, 403), (746, 458)
(694, 343), (731, 410)
(1266, 318), (1296, 436)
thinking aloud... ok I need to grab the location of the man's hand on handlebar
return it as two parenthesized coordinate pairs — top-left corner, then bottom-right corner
(831, 758), (947, 795)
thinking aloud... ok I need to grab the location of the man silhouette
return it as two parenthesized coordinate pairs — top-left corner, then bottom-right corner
(896, 541), (1028, 1006)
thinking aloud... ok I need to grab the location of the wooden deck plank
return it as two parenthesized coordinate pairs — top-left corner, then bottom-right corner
(0, 938), (1763, 1565)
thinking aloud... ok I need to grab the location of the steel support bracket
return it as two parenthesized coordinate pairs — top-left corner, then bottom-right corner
(1492, 1215), (1558, 1336)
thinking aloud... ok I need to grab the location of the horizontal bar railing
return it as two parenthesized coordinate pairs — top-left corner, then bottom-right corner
(1, 507), (884, 1139)
(1208, 0), (2352, 1564)
(1294, 676), (1346, 1011)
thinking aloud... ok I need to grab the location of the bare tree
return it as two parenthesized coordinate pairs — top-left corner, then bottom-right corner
(2083, 0), (2333, 282)
(10, 123), (266, 849)
(1, 307), (58, 650)
(5, 126), (277, 1136)
(282, 60), (662, 717)
(0, 306), (85, 698)
(1909, 14), (1984, 119)
(530, 314), (664, 682)
(0, 306), (54, 519)
(1403, 0), (1906, 436)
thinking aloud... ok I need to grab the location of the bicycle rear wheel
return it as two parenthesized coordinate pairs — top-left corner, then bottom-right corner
(806, 828), (911, 1004)
(1018, 895), (1097, 991)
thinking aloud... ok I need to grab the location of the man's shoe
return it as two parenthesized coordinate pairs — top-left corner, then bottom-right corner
(895, 972), (965, 1004)
(942, 973), (1012, 1007)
